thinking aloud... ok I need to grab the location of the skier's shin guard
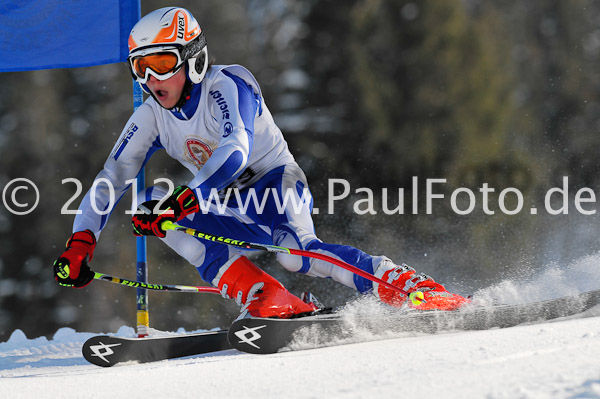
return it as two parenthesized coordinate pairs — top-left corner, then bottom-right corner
(373, 260), (469, 311)
(212, 255), (318, 319)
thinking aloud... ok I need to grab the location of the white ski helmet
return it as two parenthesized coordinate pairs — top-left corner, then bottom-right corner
(127, 7), (208, 92)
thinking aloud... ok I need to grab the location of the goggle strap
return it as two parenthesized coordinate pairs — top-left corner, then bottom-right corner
(181, 32), (207, 61)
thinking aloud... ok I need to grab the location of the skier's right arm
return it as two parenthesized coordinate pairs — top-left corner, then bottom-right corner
(53, 104), (162, 288)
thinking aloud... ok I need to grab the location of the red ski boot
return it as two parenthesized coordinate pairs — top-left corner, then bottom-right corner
(213, 255), (319, 319)
(373, 261), (469, 311)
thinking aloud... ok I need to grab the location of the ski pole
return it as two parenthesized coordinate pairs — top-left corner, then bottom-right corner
(160, 221), (420, 301)
(94, 272), (221, 294)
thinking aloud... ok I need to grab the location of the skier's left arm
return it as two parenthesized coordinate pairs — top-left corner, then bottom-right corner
(131, 72), (261, 238)
(187, 71), (260, 198)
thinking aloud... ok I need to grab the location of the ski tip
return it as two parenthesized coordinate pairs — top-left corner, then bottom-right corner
(82, 335), (120, 367)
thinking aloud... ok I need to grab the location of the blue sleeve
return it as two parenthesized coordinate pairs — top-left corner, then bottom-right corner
(73, 103), (163, 236)
(188, 71), (260, 197)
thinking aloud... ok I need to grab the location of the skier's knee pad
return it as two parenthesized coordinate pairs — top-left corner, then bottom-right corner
(273, 224), (316, 274)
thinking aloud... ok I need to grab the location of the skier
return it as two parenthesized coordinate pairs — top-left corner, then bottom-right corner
(53, 7), (469, 319)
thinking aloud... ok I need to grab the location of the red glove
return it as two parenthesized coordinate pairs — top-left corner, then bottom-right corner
(132, 186), (200, 238)
(53, 230), (96, 288)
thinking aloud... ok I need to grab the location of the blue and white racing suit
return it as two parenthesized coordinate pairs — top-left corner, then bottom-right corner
(73, 64), (387, 294)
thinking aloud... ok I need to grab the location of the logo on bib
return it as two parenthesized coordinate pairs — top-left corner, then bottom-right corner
(223, 122), (233, 137)
(184, 138), (214, 170)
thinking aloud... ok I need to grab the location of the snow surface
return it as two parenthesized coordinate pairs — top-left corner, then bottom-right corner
(1, 256), (600, 399)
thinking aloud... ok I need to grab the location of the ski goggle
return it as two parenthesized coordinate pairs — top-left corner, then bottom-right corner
(128, 48), (185, 84)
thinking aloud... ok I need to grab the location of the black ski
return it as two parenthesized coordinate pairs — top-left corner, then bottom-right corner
(82, 330), (231, 367)
(81, 289), (600, 364)
(227, 314), (345, 355)
(228, 289), (600, 354)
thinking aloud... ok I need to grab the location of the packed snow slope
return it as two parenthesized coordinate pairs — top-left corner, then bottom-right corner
(1, 255), (600, 399)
